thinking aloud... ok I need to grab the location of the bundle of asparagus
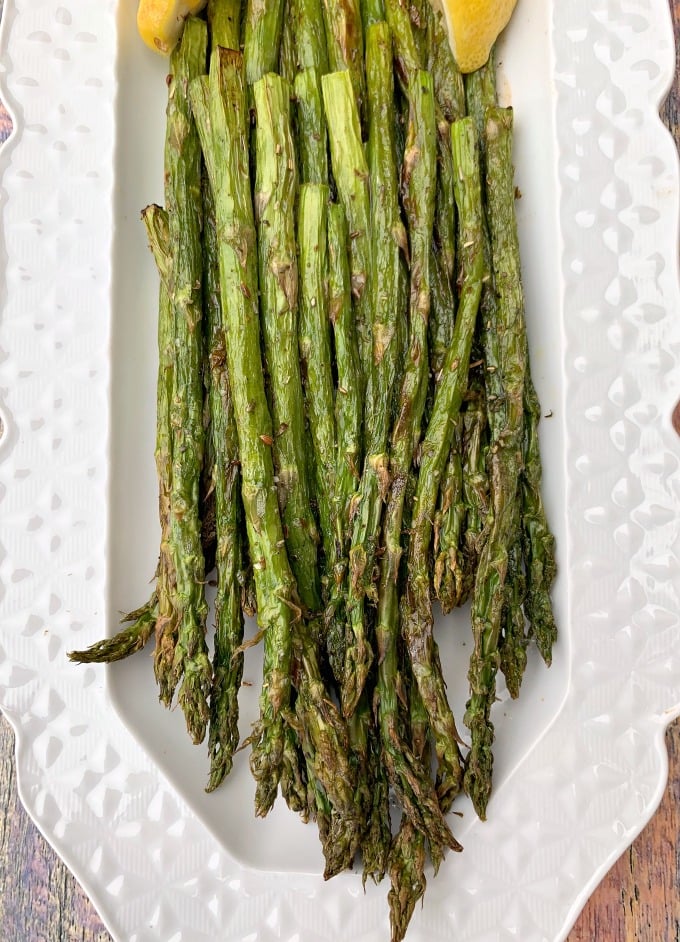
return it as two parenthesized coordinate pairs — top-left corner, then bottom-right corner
(70, 1), (557, 937)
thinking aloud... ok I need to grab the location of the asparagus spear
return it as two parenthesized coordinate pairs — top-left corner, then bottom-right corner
(243, 0), (285, 84)
(328, 202), (362, 549)
(322, 70), (372, 389)
(499, 500), (527, 699)
(428, 238), (456, 384)
(279, 5), (297, 83)
(291, 0), (330, 72)
(153, 19), (211, 745)
(402, 115), (484, 810)
(465, 54), (497, 141)
(355, 695), (391, 885)
(326, 201), (362, 682)
(460, 376), (490, 595)
(202, 173), (246, 792)
(190, 50), (297, 815)
(297, 184), (339, 595)
(427, 8), (465, 123)
(433, 416), (465, 612)
(467, 53), (557, 666)
(287, 623), (361, 878)
(320, 0), (366, 121)
(68, 202), (219, 669)
(293, 68), (329, 186)
(387, 817), (427, 942)
(203, 0), (249, 796)
(387, 677), (431, 942)
(327, 204), (381, 873)
(383, 0), (419, 88)
(68, 204), (173, 671)
(341, 23), (406, 715)
(68, 595), (158, 664)
(281, 723), (310, 817)
(376, 67), (437, 675)
(521, 371), (558, 664)
(375, 70), (458, 856)
(253, 73), (322, 614)
(465, 106), (527, 819)
(361, 0), (385, 29)
(208, 0), (241, 48)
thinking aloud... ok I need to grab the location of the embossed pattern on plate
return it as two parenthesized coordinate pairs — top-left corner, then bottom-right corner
(0, 1), (678, 940)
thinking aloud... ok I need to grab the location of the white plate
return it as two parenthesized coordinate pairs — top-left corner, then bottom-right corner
(0, 0), (679, 940)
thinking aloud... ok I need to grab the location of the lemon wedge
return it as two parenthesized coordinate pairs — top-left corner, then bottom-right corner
(439, 0), (518, 73)
(137, 0), (208, 55)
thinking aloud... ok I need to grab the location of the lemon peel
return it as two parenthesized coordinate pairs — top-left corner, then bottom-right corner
(439, 0), (518, 73)
(137, 0), (208, 55)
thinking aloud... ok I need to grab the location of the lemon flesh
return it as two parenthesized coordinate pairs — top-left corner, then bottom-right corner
(137, 0), (208, 55)
(439, 0), (518, 73)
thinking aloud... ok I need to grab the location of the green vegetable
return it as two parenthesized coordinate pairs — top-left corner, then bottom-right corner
(342, 23), (406, 716)
(322, 70), (372, 390)
(190, 49), (297, 815)
(160, 18), (211, 745)
(402, 115), (484, 811)
(202, 167), (246, 792)
(253, 73), (322, 613)
(465, 106), (529, 820)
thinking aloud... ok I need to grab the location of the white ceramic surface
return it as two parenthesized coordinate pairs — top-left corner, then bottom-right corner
(0, 0), (678, 939)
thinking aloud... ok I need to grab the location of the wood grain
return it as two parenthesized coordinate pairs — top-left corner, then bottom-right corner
(0, 2), (678, 940)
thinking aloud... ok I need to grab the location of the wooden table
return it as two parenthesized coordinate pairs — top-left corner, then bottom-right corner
(0, 4), (678, 941)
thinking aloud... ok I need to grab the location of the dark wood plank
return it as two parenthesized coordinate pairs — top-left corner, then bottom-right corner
(0, 2), (678, 940)
(0, 718), (111, 941)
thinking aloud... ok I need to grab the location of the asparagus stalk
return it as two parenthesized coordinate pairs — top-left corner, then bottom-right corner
(190, 50), (297, 815)
(327, 209), (382, 872)
(356, 698), (391, 885)
(361, 0), (385, 29)
(68, 595), (158, 664)
(326, 201), (362, 682)
(375, 70), (459, 856)
(465, 106), (527, 819)
(341, 23), (406, 715)
(322, 70), (372, 389)
(433, 415), (465, 611)
(243, 0), (285, 84)
(465, 54), (497, 141)
(67, 202), (222, 670)
(460, 376), (490, 595)
(376, 67), (438, 672)
(208, 0), (241, 48)
(521, 371), (558, 664)
(279, 5), (297, 83)
(293, 68), (329, 186)
(297, 183), (340, 597)
(387, 817), (427, 942)
(428, 238), (456, 383)
(155, 19), (211, 745)
(408, 0), (430, 65)
(402, 115), (484, 810)
(68, 203), (174, 670)
(281, 723), (310, 817)
(320, 0), (366, 121)
(291, 0), (330, 72)
(328, 202), (362, 550)
(287, 623), (361, 879)
(202, 169), (246, 791)
(253, 73), (322, 614)
(499, 500), (527, 698)
(427, 8), (465, 123)
(383, 0), (419, 88)
(387, 677), (431, 942)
